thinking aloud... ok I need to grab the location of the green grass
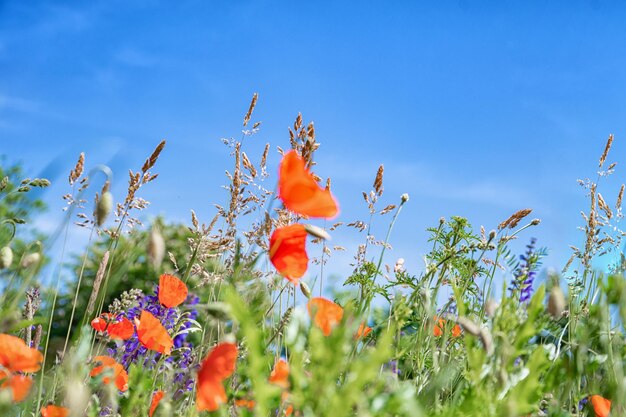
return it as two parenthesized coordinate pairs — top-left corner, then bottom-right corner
(0, 102), (622, 417)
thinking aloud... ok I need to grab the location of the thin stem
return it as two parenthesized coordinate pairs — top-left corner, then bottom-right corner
(61, 225), (96, 358)
(36, 217), (71, 411)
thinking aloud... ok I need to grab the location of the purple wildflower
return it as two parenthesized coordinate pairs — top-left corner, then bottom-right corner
(108, 286), (199, 395)
(385, 359), (400, 375)
(509, 238), (539, 303)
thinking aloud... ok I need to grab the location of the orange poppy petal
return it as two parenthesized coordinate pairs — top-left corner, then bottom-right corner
(356, 323), (372, 339)
(196, 376), (227, 412)
(199, 342), (238, 381)
(590, 395), (611, 417)
(452, 324), (462, 338)
(268, 358), (290, 389)
(114, 367), (130, 392)
(2, 374), (33, 403)
(158, 274), (188, 308)
(307, 297), (344, 336)
(41, 405), (70, 417)
(0, 333), (43, 373)
(278, 150), (339, 219)
(234, 399), (256, 409)
(269, 224), (309, 283)
(90, 356), (128, 392)
(136, 310), (174, 355)
(107, 317), (135, 340)
(433, 317), (445, 337)
(149, 390), (165, 417)
(196, 342), (238, 411)
(91, 316), (108, 332)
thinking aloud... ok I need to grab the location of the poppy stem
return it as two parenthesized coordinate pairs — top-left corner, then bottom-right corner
(265, 283), (289, 318)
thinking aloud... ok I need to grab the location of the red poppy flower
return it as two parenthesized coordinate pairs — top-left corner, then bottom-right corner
(355, 323), (372, 339)
(590, 395), (611, 417)
(90, 356), (129, 392)
(0, 333), (44, 373)
(91, 314), (134, 340)
(307, 297), (344, 336)
(269, 224), (309, 283)
(433, 317), (445, 337)
(158, 274), (188, 308)
(41, 405), (70, 417)
(149, 390), (164, 417)
(433, 317), (462, 338)
(278, 150), (339, 219)
(135, 310), (174, 355)
(269, 358), (290, 389)
(196, 342), (238, 412)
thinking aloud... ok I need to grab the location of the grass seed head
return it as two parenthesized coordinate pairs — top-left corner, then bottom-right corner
(142, 140), (166, 173)
(548, 286), (566, 319)
(599, 133), (614, 168)
(243, 92), (258, 127)
(148, 226), (166, 269)
(374, 164), (384, 196)
(69, 152), (85, 185)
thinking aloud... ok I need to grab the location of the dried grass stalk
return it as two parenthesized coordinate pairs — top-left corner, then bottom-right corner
(374, 164), (384, 196)
(597, 192), (612, 219)
(599, 133), (614, 168)
(142, 140), (166, 173)
(69, 152), (85, 185)
(87, 250), (110, 315)
(498, 208), (533, 230)
(242, 151), (257, 178)
(243, 93), (258, 127)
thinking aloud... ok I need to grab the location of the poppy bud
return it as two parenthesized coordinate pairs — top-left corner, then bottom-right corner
(0, 387), (12, 407)
(21, 252), (41, 269)
(548, 286), (566, 319)
(65, 379), (90, 415)
(303, 224), (331, 241)
(148, 227), (165, 269)
(299, 281), (312, 299)
(394, 258), (405, 273)
(0, 246), (13, 269)
(155, 400), (172, 416)
(96, 191), (113, 226)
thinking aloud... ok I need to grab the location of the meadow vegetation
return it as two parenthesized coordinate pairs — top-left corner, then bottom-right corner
(0, 95), (624, 416)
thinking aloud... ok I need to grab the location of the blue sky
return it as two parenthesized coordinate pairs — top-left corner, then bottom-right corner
(2, 1), (626, 289)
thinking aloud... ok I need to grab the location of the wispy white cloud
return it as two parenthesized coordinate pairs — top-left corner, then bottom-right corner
(0, 94), (40, 113)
